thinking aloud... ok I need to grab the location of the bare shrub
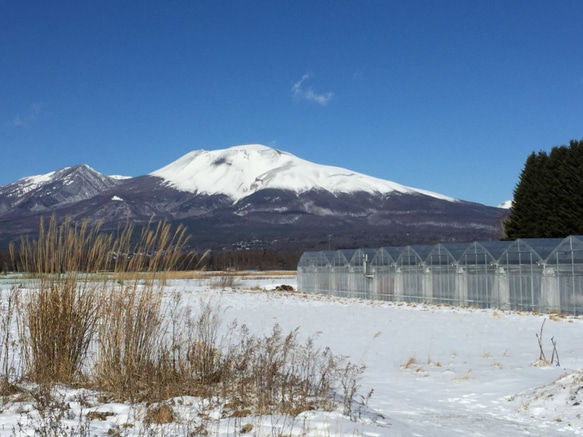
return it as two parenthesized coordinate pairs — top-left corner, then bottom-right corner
(217, 322), (356, 417)
(341, 361), (366, 419)
(16, 385), (90, 437)
(128, 297), (361, 418)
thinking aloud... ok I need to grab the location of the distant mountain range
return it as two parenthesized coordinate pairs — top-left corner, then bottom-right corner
(0, 144), (508, 251)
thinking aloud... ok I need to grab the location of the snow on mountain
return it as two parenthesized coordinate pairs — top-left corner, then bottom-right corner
(0, 164), (124, 216)
(1, 164), (110, 197)
(1, 170), (59, 197)
(0, 147), (506, 248)
(498, 200), (513, 209)
(150, 144), (458, 202)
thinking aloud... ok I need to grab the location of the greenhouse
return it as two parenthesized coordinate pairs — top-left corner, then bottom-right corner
(297, 236), (583, 315)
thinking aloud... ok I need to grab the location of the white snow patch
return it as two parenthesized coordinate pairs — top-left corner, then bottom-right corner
(111, 195), (123, 201)
(6, 170), (58, 196)
(150, 144), (458, 202)
(2, 164), (114, 197)
(1, 274), (582, 436)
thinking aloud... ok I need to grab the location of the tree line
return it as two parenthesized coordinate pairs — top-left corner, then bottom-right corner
(0, 247), (301, 273)
(505, 139), (583, 239)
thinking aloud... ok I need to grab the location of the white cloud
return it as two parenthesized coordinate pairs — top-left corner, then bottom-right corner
(291, 74), (333, 106)
(12, 103), (42, 127)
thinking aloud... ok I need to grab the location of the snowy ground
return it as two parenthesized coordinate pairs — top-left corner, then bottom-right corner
(1, 272), (582, 436)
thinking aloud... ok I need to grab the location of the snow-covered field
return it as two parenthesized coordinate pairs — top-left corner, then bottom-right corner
(1, 272), (582, 436)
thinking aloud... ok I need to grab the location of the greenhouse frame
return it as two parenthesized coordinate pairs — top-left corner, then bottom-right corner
(297, 236), (583, 315)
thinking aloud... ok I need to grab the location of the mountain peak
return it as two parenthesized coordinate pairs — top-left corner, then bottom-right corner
(0, 163), (121, 213)
(227, 144), (275, 152)
(150, 144), (457, 202)
(0, 144), (507, 249)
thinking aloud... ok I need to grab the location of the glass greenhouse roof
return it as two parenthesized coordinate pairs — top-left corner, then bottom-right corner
(299, 236), (583, 267)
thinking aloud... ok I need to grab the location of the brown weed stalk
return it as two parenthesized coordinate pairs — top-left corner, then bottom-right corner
(13, 216), (112, 384)
(9, 215), (362, 421)
(94, 218), (190, 401)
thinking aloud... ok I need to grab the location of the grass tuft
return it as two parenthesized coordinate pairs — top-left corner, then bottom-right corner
(5, 214), (364, 434)
(144, 403), (175, 425)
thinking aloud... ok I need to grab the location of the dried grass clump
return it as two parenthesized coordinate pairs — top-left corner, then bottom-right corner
(218, 323), (353, 416)
(13, 216), (114, 384)
(94, 218), (191, 402)
(210, 273), (239, 289)
(11, 215), (191, 390)
(5, 214), (363, 431)
(241, 423), (253, 433)
(144, 403), (175, 425)
(401, 357), (417, 369)
(131, 301), (360, 416)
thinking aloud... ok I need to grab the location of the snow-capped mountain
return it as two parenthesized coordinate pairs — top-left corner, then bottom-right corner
(0, 144), (507, 250)
(498, 200), (513, 209)
(0, 164), (122, 216)
(151, 144), (456, 202)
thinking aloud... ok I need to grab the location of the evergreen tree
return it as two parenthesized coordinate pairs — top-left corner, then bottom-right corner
(505, 139), (583, 239)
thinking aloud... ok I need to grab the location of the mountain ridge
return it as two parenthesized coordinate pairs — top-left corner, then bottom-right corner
(0, 164), (122, 216)
(0, 144), (507, 251)
(150, 144), (458, 203)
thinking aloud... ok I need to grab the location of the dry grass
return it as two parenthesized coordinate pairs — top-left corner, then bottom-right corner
(0, 286), (19, 396)
(241, 423), (254, 433)
(13, 216), (113, 384)
(210, 272), (239, 289)
(549, 312), (565, 322)
(452, 369), (473, 381)
(401, 357), (417, 369)
(11, 216), (193, 387)
(5, 214), (360, 432)
(95, 282), (167, 401)
(144, 403), (175, 425)
(426, 357), (441, 368)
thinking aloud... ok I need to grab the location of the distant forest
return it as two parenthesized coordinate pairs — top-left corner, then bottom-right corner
(505, 139), (583, 239)
(0, 248), (301, 273)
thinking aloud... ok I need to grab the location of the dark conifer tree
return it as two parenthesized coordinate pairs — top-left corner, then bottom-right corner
(505, 139), (583, 239)
(547, 145), (575, 236)
(505, 152), (546, 239)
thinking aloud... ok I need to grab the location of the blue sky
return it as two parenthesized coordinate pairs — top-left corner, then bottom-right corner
(1, 1), (582, 207)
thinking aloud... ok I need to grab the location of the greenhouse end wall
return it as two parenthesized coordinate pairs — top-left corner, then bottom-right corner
(297, 236), (583, 315)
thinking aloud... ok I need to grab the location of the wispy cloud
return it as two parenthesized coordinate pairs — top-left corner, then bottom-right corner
(291, 74), (333, 106)
(11, 103), (42, 127)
